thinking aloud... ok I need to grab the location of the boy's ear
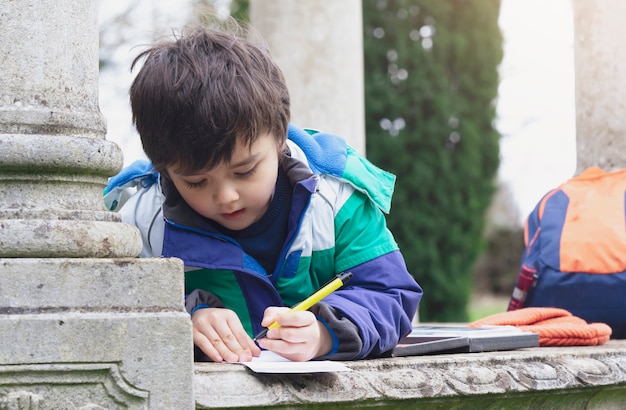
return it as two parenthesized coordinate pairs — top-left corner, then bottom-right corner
(278, 141), (288, 155)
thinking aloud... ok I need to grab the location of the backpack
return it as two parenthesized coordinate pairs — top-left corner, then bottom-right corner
(508, 167), (626, 339)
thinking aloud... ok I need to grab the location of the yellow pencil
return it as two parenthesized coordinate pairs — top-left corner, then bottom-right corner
(253, 271), (353, 341)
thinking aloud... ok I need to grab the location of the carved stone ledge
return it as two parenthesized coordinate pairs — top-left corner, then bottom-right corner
(194, 340), (626, 408)
(0, 363), (148, 409)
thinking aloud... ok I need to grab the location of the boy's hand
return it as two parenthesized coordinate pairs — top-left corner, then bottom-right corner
(256, 307), (333, 362)
(191, 308), (261, 362)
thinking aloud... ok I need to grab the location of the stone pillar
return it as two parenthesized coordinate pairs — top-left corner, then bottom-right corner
(250, 0), (366, 154)
(0, 1), (194, 408)
(572, 0), (626, 173)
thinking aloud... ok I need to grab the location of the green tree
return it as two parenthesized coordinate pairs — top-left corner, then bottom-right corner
(363, 0), (503, 321)
(229, 0), (249, 22)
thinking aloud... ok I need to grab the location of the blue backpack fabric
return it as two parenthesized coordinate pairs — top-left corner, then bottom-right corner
(508, 167), (626, 339)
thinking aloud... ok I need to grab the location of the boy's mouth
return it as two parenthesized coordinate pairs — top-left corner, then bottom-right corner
(221, 209), (244, 220)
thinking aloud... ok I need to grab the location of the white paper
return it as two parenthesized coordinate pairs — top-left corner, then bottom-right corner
(238, 350), (352, 373)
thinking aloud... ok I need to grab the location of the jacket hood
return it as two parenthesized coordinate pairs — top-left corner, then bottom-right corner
(287, 124), (396, 213)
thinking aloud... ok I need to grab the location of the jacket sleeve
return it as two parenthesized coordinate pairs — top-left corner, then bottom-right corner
(185, 289), (226, 314)
(310, 302), (362, 360)
(118, 183), (165, 258)
(323, 187), (423, 360)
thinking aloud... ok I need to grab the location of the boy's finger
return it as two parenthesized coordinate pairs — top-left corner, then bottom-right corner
(212, 332), (247, 362)
(257, 337), (313, 362)
(211, 316), (262, 361)
(261, 306), (290, 327)
(247, 339), (262, 356)
(193, 329), (224, 362)
(208, 337), (240, 363)
(274, 310), (316, 327)
(196, 322), (242, 362)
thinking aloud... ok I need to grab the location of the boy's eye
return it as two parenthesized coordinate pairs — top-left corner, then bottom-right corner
(235, 165), (257, 178)
(185, 180), (207, 189)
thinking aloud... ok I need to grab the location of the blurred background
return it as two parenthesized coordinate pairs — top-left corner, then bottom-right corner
(98, 0), (576, 322)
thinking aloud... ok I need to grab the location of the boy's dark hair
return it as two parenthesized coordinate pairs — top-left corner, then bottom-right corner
(130, 27), (290, 174)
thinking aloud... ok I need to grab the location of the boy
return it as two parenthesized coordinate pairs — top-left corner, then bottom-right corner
(105, 27), (422, 362)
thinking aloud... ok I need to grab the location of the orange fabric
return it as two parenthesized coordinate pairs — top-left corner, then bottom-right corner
(558, 167), (626, 273)
(469, 307), (612, 347)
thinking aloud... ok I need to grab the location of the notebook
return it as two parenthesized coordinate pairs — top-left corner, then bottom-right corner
(390, 325), (539, 357)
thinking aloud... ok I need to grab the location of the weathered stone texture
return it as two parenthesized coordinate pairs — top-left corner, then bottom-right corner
(250, 0), (365, 154)
(0, 258), (195, 409)
(194, 341), (626, 408)
(0, 1), (195, 408)
(573, 0), (626, 172)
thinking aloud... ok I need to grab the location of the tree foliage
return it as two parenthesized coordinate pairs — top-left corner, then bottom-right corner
(229, 0), (249, 22)
(363, 0), (503, 321)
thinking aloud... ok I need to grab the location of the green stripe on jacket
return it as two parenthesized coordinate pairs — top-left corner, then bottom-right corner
(185, 269), (254, 336)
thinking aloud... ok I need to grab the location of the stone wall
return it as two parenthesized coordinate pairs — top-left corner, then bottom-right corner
(250, 0), (366, 154)
(573, 0), (626, 172)
(0, 1), (195, 408)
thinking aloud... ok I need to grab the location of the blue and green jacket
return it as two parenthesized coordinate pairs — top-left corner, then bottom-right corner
(105, 124), (422, 360)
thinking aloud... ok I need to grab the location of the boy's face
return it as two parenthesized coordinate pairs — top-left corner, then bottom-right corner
(167, 133), (283, 231)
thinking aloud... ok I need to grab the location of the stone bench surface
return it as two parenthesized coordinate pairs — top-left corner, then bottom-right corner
(194, 340), (626, 408)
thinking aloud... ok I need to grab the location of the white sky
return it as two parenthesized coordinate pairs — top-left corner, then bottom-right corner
(98, 0), (190, 167)
(98, 0), (577, 226)
(496, 0), (576, 223)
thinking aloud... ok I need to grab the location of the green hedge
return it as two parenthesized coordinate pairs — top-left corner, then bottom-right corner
(363, 0), (503, 321)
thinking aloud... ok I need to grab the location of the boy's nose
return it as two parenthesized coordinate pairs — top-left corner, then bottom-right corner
(213, 183), (239, 205)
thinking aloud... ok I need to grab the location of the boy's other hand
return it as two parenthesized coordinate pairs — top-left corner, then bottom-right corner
(257, 307), (333, 362)
(191, 308), (261, 363)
